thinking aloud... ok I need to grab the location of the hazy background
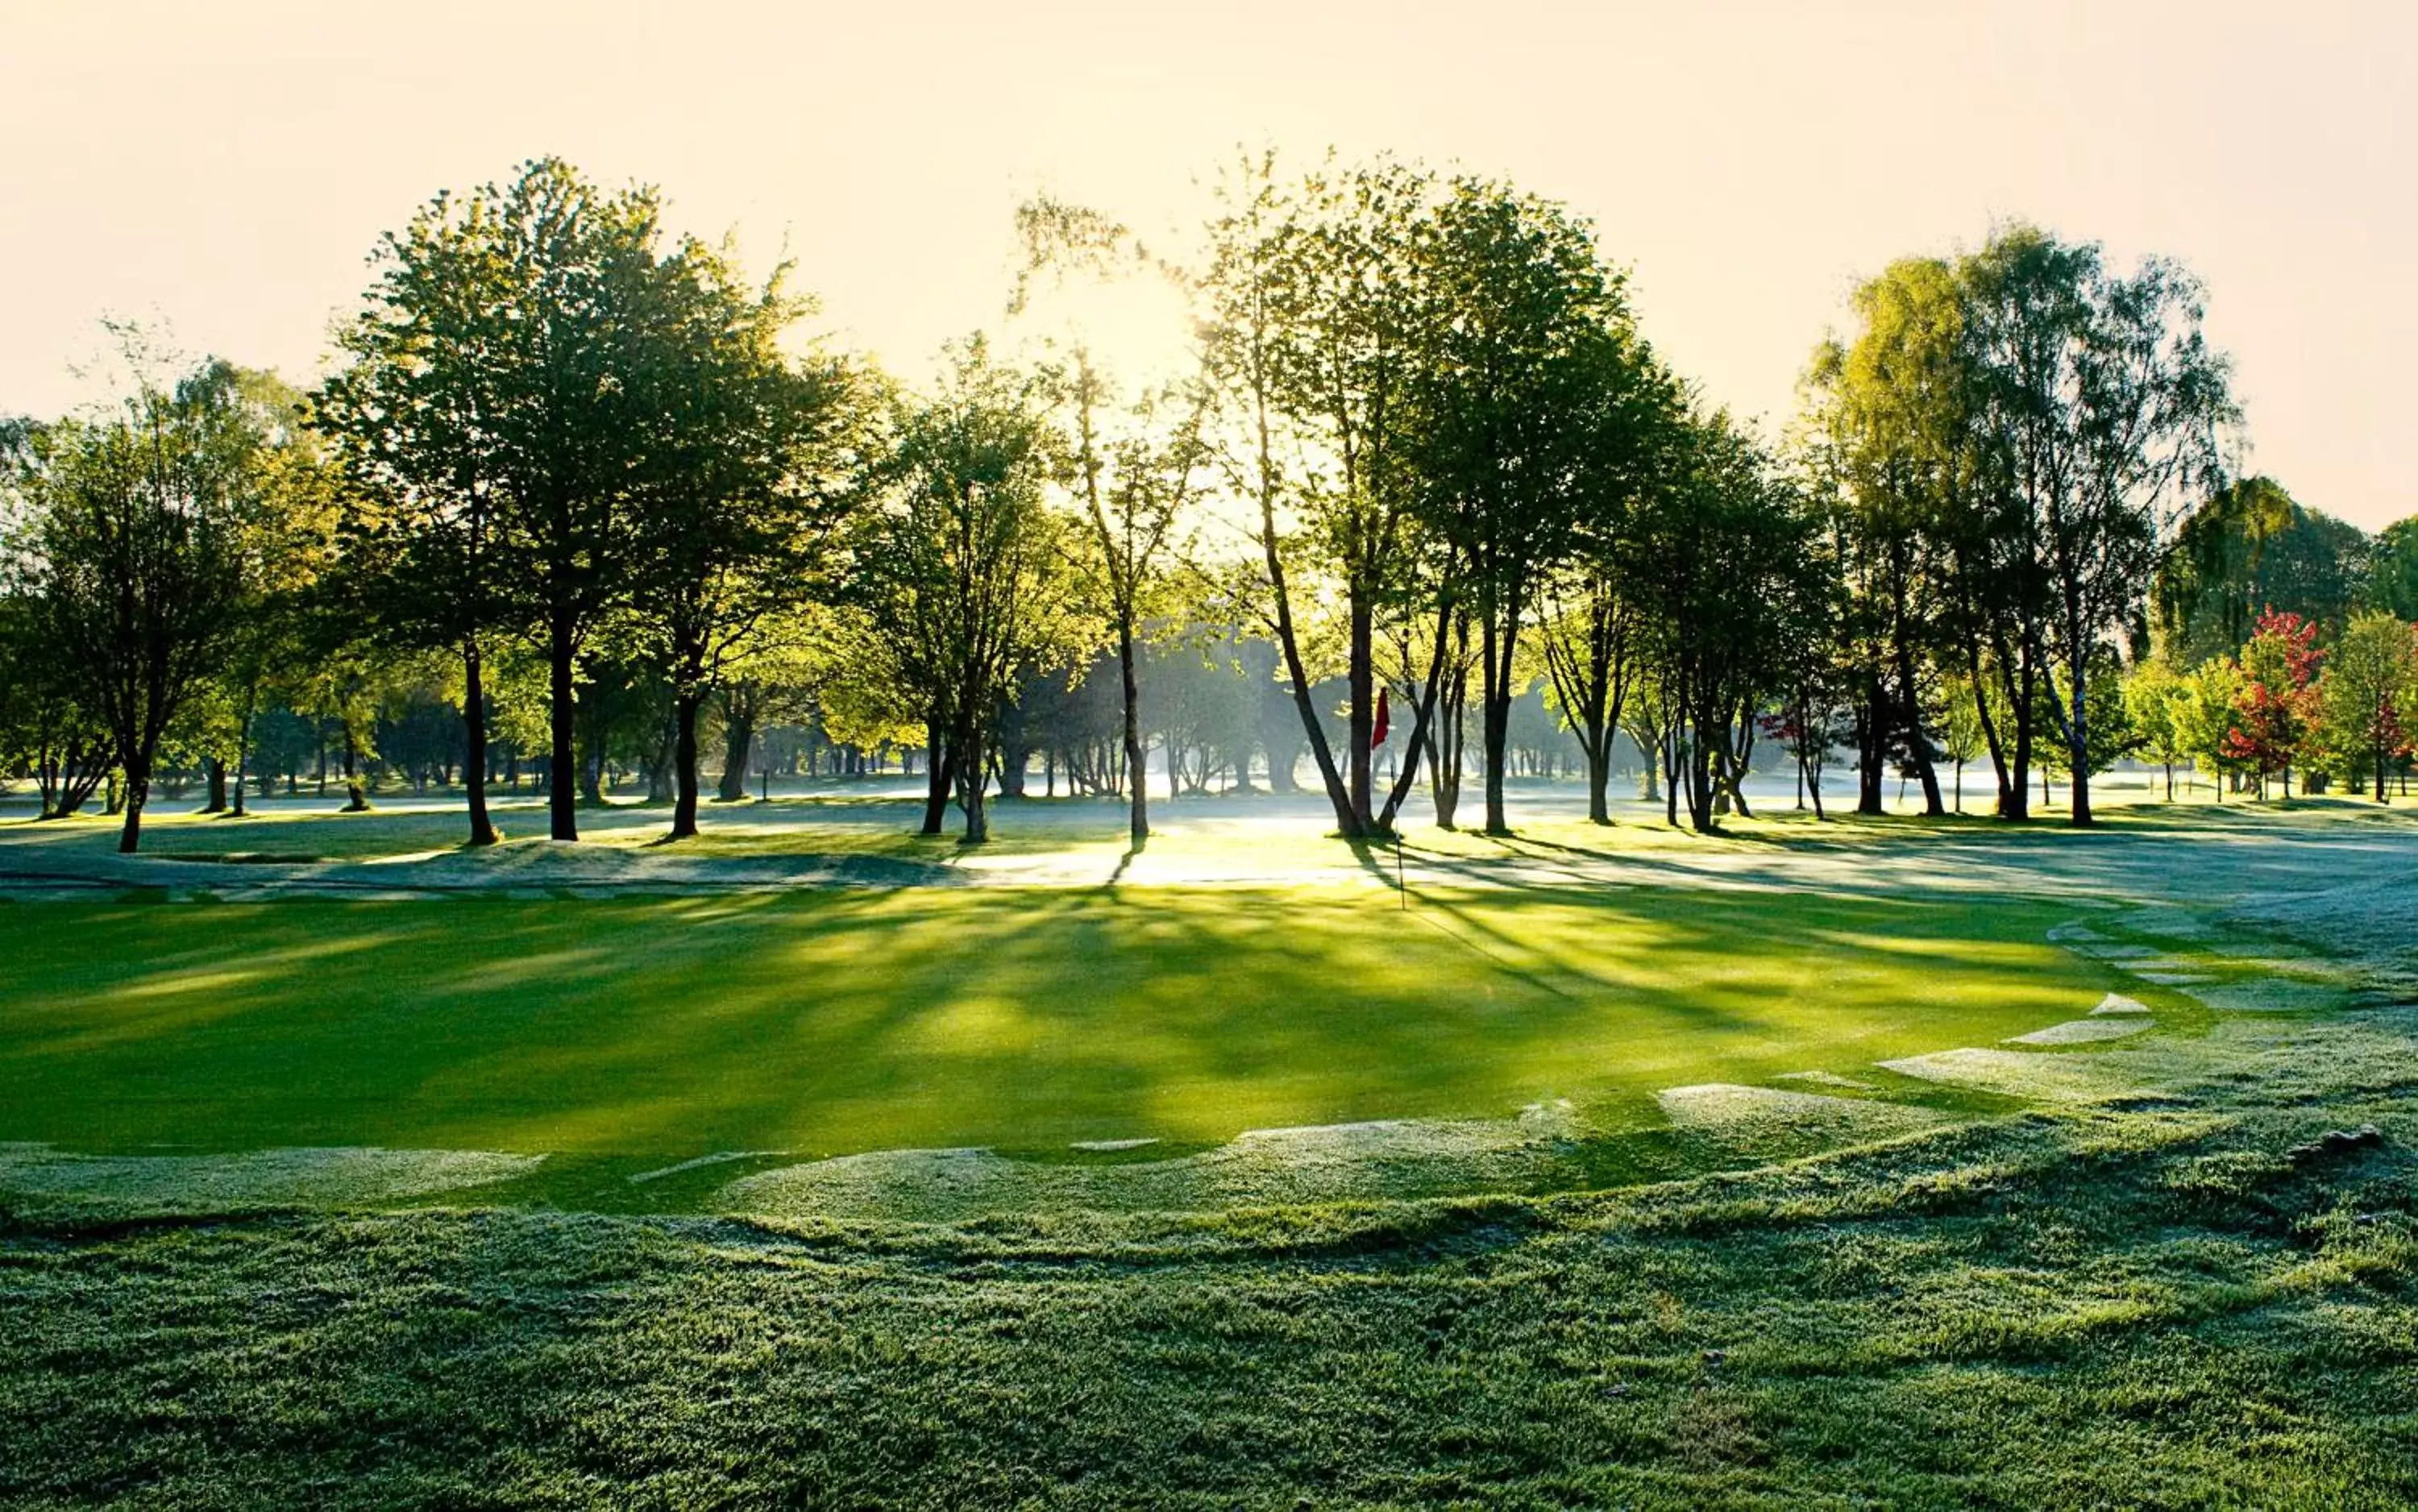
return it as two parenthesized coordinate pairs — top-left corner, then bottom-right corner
(3, 1), (2408, 527)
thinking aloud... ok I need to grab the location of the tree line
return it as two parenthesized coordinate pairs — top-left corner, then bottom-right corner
(3, 152), (2413, 852)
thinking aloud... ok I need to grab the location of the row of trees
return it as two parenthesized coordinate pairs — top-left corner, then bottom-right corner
(2122, 609), (2418, 803)
(1794, 228), (2237, 826)
(6, 151), (2409, 850)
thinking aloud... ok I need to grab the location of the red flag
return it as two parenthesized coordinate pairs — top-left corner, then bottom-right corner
(1371, 687), (1390, 748)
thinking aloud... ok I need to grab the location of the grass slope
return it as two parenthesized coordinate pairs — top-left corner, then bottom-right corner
(0, 884), (2098, 1165)
(2, 1010), (2413, 1507)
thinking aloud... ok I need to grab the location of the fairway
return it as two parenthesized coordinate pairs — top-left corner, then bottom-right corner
(0, 880), (2100, 1164)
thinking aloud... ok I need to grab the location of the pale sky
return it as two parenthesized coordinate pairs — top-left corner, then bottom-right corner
(3, 1), (2410, 529)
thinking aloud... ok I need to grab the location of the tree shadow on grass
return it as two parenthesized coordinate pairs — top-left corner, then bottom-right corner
(0, 879), (2117, 1163)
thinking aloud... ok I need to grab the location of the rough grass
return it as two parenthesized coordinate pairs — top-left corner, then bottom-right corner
(2, 1010), (2413, 1507)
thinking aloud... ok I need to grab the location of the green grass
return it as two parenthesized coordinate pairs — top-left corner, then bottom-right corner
(3, 1012), (2413, 1507)
(0, 883), (2102, 1165)
(4, 798), (2416, 1504)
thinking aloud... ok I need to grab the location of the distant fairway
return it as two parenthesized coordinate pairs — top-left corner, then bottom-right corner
(0, 880), (2100, 1170)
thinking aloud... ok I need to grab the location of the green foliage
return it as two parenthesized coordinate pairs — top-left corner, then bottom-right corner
(2154, 476), (2372, 665)
(1627, 413), (1817, 830)
(2367, 517), (2418, 621)
(2037, 651), (2138, 779)
(2121, 658), (2189, 790)
(845, 340), (1073, 840)
(2171, 656), (2250, 790)
(6, 343), (300, 847)
(2314, 611), (2417, 798)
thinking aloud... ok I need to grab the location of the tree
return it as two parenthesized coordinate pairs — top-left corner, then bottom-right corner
(852, 341), (1068, 843)
(1937, 671), (1988, 812)
(2121, 658), (2188, 800)
(1957, 226), (2234, 825)
(1200, 153), (1430, 837)
(1539, 569), (1638, 825)
(9, 348), (272, 851)
(1013, 193), (1211, 842)
(319, 179), (533, 845)
(1631, 412), (1810, 833)
(323, 158), (678, 843)
(0, 583), (114, 819)
(1804, 255), (1967, 819)
(2223, 609), (2324, 797)
(2155, 477), (2370, 666)
(207, 368), (336, 820)
(2172, 656), (2248, 800)
(2369, 517), (2418, 622)
(625, 239), (867, 840)
(1404, 178), (1654, 833)
(2316, 612), (2416, 801)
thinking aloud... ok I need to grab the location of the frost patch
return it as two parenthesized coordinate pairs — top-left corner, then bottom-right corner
(722, 1108), (1584, 1222)
(1656, 1084), (1944, 1141)
(1877, 1047), (2160, 1103)
(1776, 1070), (1878, 1090)
(0, 1144), (543, 1215)
(2006, 1019), (2151, 1045)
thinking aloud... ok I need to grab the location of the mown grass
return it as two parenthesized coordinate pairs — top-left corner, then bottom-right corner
(0, 882), (2101, 1164)
(2, 1014), (2413, 1507)
(3, 799), (2413, 1504)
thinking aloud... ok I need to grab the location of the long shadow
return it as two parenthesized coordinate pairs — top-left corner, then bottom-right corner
(1104, 837), (1147, 890)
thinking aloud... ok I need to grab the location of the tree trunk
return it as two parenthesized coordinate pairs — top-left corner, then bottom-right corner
(116, 756), (149, 854)
(1481, 614), (1513, 835)
(2000, 667), (2034, 820)
(579, 733), (604, 806)
(1253, 388), (1356, 835)
(203, 758), (227, 815)
(717, 691), (755, 803)
(1897, 674), (1945, 818)
(671, 689), (704, 840)
(547, 613), (579, 841)
(342, 725), (371, 812)
(1431, 665), (1465, 830)
(1855, 676), (1887, 816)
(2066, 660), (2094, 826)
(462, 638), (498, 846)
(1347, 592), (1374, 831)
(232, 696), (255, 819)
(955, 719), (989, 844)
(1118, 618), (1148, 845)
(920, 725), (953, 836)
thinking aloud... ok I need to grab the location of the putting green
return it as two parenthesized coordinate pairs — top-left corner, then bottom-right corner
(0, 883), (2104, 1160)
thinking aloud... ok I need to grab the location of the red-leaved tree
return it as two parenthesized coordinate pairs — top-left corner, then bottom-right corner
(2222, 608), (2324, 797)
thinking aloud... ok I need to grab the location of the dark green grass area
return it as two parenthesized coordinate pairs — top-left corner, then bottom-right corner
(0, 885), (2103, 1163)
(4, 1021), (2414, 1508)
